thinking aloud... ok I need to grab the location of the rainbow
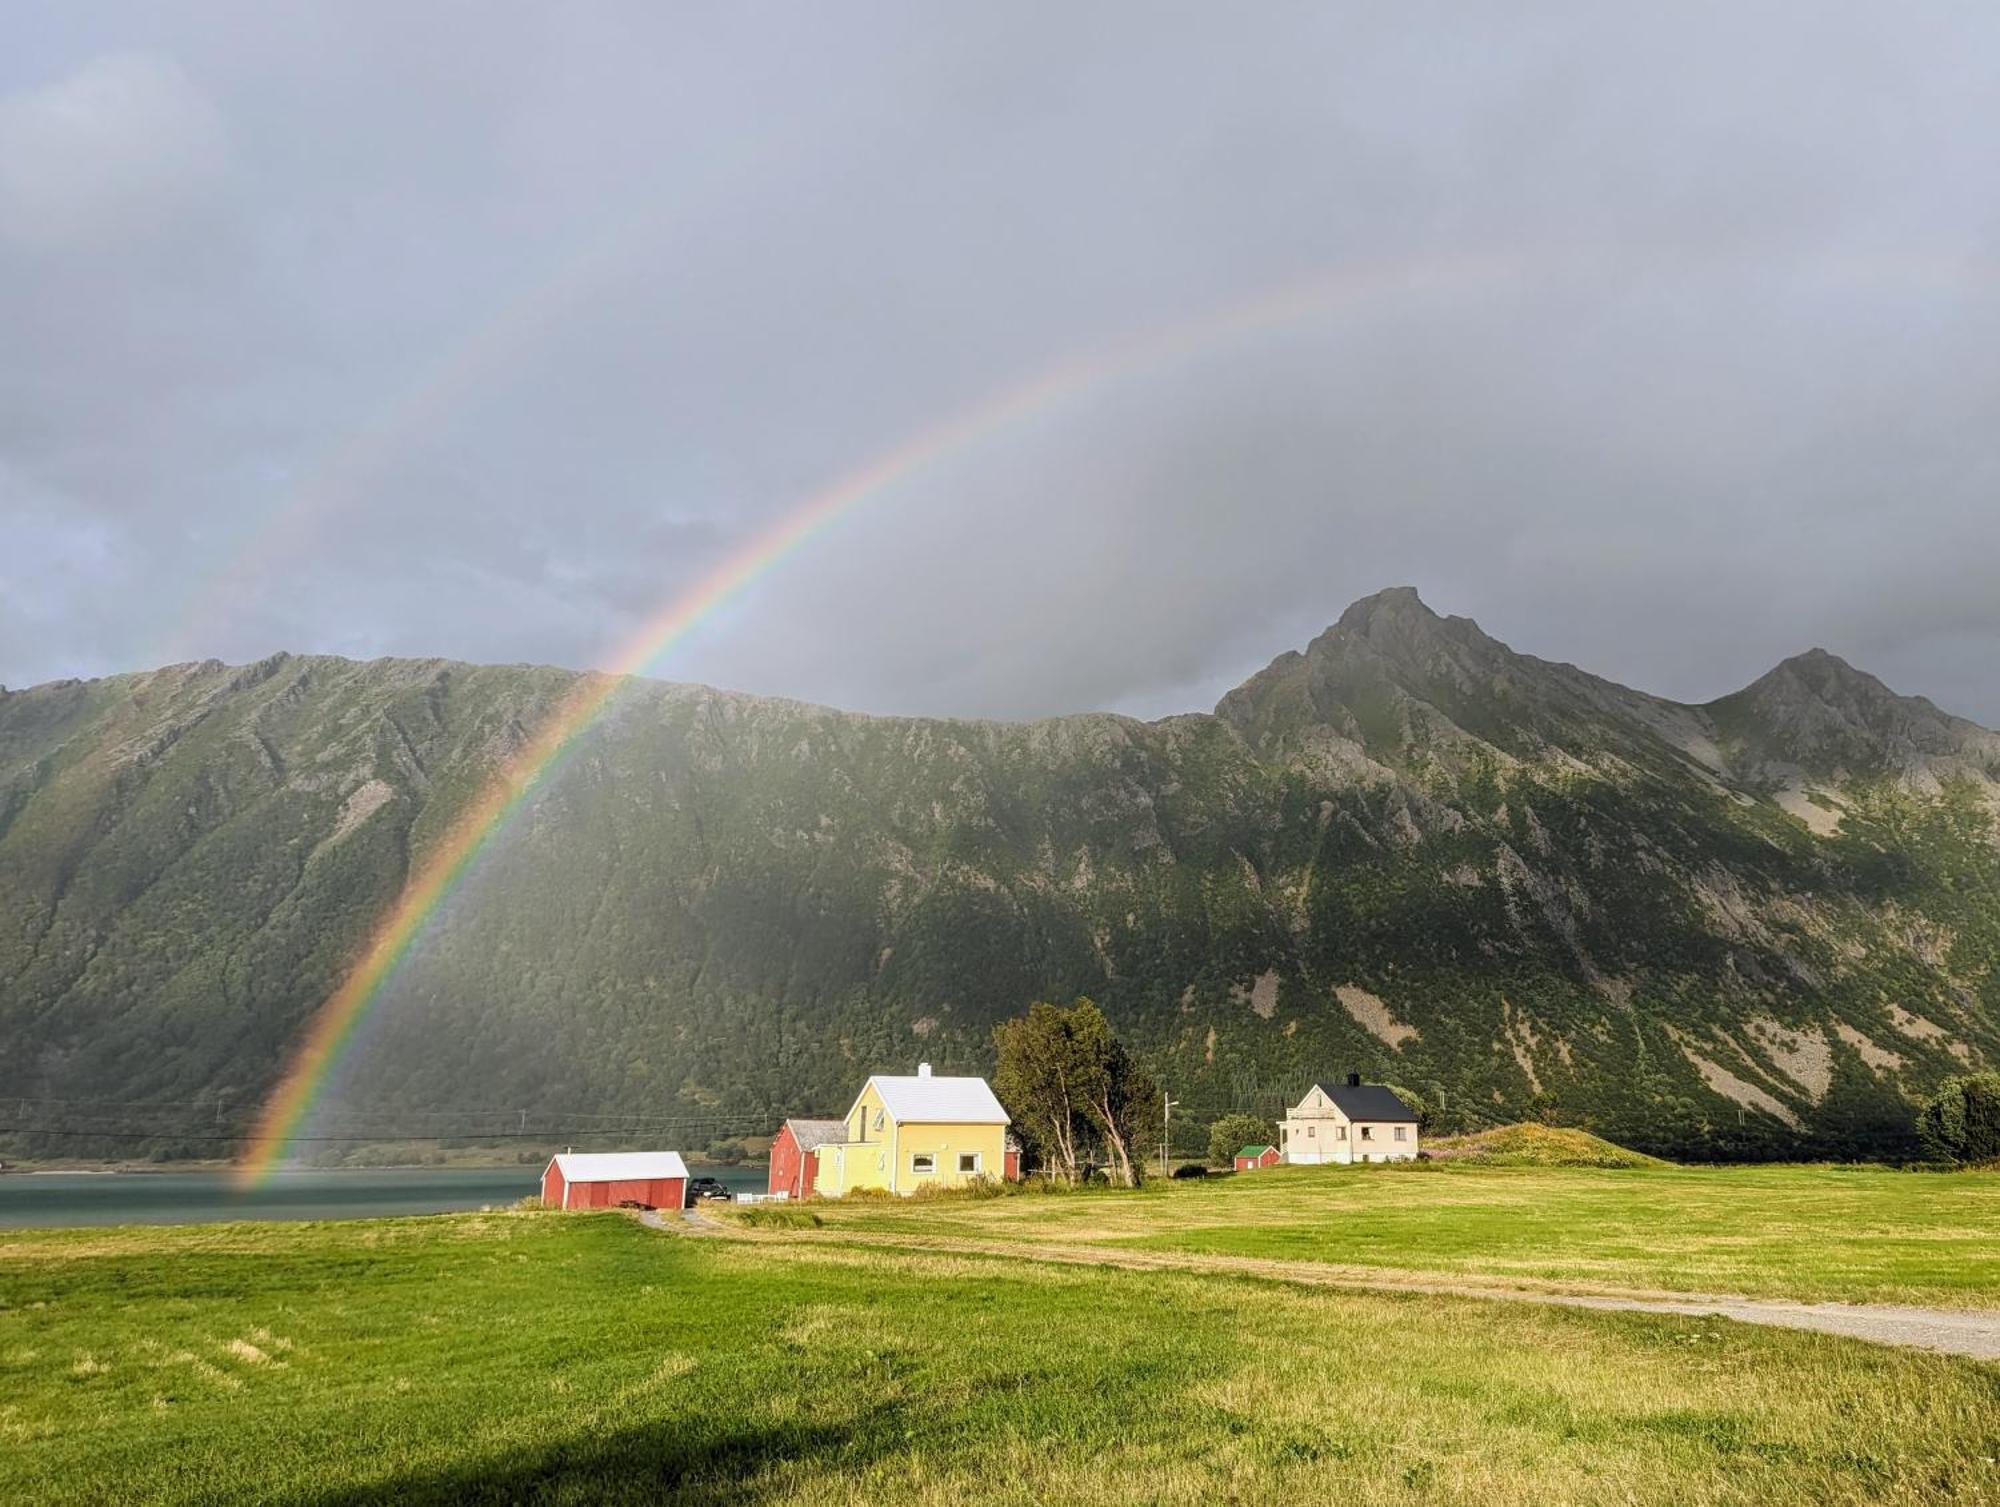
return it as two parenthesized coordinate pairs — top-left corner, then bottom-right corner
(232, 252), (1511, 1182)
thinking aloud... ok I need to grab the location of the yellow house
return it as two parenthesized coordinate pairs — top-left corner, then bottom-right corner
(812, 1063), (1010, 1196)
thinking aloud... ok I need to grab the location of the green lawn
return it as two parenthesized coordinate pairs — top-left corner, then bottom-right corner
(801, 1162), (2000, 1308)
(2, 1208), (1998, 1505)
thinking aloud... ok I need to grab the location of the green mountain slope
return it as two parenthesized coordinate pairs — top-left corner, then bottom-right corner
(3, 589), (1995, 1159)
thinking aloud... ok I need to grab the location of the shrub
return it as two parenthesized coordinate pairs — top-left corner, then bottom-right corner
(1207, 1113), (1278, 1168)
(1915, 1073), (2000, 1164)
(1170, 1164), (1209, 1180)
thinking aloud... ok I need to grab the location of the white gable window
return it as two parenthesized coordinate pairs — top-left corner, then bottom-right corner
(1394, 1126), (1408, 1141)
(1336, 1125), (1347, 1140)
(958, 1152), (981, 1174)
(911, 1153), (936, 1175)
(1307, 1125), (1316, 1139)
(1360, 1126), (1374, 1140)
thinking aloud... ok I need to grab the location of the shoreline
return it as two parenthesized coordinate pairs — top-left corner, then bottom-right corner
(0, 1159), (770, 1177)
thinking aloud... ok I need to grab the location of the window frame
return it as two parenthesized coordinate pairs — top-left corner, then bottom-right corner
(911, 1152), (937, 1176)
(957, 1152), (981, 1175)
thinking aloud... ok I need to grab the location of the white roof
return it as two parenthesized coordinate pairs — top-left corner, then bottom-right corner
(856, 1074), (1008, 1124)
(547, 1151), (689, 1183)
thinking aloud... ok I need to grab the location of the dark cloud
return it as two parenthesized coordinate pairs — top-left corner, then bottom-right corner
(4, 4), (1999, 725)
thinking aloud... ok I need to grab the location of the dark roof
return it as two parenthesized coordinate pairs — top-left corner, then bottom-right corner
(1312, 1082), (1418, 1122)
(783, 1118), (848, 1151)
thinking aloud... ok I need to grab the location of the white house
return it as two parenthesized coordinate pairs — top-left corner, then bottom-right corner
(1280, 1074), (1419, 1164)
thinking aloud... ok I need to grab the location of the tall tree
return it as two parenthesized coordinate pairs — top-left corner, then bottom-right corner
(992, 1001), (1088, 1183)
(995, 998), (1159, 1188)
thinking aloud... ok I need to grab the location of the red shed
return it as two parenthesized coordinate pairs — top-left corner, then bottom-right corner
(1233, 1144), (1281, 1171)
(542, 1151), (689, 1211)
(768, 1118), (846, 1200)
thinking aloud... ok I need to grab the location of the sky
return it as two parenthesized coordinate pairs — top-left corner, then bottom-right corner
(4, 4), (2000, 725)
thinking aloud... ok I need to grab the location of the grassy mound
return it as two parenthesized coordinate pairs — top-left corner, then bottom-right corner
(1426, 1123), (1667, 1168)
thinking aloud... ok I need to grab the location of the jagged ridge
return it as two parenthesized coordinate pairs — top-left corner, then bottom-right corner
(1, 590), (1994, 1161)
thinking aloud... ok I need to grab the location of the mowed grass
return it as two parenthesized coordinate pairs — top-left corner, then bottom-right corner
(3, 1211), (1998, 1505)
(803, 1162), (2000, 1307)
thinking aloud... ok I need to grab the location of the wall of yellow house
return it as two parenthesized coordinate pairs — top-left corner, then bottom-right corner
(811, 1082), (893, 1196)
(890, 1120), (1006, 1193)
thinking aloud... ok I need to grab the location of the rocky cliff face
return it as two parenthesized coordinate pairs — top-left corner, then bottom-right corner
(2, 591), (1994, 1159)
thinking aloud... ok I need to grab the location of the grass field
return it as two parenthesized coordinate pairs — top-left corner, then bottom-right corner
(800, 1161), (2000, 1308)
(2, 1168), (1998, 1504)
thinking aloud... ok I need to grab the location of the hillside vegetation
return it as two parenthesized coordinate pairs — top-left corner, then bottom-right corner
(2, 588), (1997, 1160)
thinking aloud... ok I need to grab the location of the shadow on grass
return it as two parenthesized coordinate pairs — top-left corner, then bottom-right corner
(286, 1410), (896, 1506)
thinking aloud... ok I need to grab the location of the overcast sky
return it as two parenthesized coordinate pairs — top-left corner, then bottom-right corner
(4, 4), (2000, 725)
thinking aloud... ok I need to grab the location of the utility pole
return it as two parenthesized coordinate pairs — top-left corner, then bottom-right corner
(1160, 1091), (1179, 1178)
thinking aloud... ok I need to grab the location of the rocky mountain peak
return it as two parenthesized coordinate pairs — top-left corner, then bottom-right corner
(1710, 648), (2000, 782)
(1217, 587), (1622, 770)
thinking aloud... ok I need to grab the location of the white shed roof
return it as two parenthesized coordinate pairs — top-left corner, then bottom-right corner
(859, 1073), (1008, 1125)
(547, 1151), (689, 1183)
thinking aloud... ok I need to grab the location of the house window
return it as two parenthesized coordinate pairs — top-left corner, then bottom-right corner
(1360, 1126), (1374, 1140)
(1394, 1126), (1408, 1141)
(1307, 1125), (1316, 1139)
(912, 1153), (935, 1175)
(873, 1110), (886, 1132)
(958, 1153), (980, 1174)
(1335, 1125), (1346, 1140)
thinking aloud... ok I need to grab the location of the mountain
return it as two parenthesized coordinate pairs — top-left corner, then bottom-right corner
(2, 589), (1995, 1161)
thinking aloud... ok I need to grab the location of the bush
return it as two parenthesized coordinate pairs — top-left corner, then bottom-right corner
(1170, 1164), (1208, 1180)
(1207, 1113), (1278, 1168)
(1915, 1073), (2000, 1164)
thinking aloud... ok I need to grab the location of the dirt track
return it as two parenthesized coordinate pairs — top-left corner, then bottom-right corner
(659, 1216), (2000, 1361)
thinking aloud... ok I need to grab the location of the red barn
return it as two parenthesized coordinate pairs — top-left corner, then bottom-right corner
(767, 1118), (846, 1201)
(541, 1151), (689, 1211)
(1233, 1144), (1281, 1171)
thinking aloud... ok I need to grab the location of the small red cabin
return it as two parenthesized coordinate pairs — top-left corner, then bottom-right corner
(542, 1151), (689, 1211)
(768, 1118), (846, 1201)
(1233, 1144), (1281, 1171)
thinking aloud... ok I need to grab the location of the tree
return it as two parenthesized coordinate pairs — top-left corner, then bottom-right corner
(992, 1001), (1088, 1183)
(1383, 1083), (1435, 1135)
(992, 998), (1159, 1187)
(1207, 1113), (1277, 1167)
(1915, 1073), (2000, 1164)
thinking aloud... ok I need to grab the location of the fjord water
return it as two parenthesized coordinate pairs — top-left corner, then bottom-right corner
(0, 1164), (769, 1229)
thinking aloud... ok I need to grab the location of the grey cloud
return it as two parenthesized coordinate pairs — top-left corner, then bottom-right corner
(4, 4), (2000, 726)
(0, 52), (226, 253)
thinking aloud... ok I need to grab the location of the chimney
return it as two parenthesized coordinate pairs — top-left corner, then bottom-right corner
(918, 1062), (932, 1078)
(1346, 1072), (1361, 1087)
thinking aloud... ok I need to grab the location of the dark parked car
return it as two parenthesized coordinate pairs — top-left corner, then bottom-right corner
(684, 1176), (733, 1205)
